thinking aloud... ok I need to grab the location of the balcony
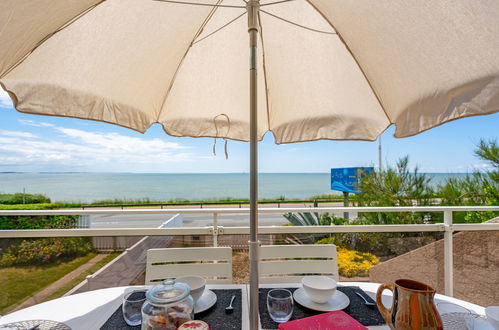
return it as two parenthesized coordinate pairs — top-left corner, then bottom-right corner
(1, 205), (498, 314)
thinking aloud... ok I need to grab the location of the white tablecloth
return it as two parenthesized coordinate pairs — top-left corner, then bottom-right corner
(0, 285), (248, 330)
(0, 282), (485, 330)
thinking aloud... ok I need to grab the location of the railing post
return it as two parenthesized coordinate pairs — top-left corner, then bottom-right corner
(213, 212), (218, 247)
(444, 210), (453, 296)
(86, 275), (93, 291)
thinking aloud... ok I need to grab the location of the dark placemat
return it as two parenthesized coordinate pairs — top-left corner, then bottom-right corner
(259, 286), (385, 329)
(100, 289), (242, 330)
(195, 289), (242, 330)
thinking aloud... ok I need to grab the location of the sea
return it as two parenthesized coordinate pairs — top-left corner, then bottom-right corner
(0, 172), (469, 203)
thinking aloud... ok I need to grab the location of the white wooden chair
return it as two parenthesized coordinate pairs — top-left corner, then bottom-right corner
(259, 244), (339, 284)
(145, 247), (232, 284)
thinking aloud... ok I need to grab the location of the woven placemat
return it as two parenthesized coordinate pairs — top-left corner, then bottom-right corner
(259, 286), (385, 329)
(100, 289), (242, 330)
(0, 319), (71, 330)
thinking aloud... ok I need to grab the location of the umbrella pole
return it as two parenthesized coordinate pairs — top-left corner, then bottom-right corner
(247, 1), (260, 329)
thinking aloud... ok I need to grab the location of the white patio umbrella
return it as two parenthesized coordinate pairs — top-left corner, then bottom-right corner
(1, 0), (499, 328)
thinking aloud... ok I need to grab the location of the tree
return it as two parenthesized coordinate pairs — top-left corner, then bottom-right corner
(438, 139), (498, 223)
(356, 156), (434, 224)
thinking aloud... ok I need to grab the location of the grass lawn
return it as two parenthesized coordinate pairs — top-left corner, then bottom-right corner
(42, 252), (120, 303)
(0, 252), (100, 314)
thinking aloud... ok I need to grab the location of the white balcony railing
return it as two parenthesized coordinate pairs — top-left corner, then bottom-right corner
(1, 205), (498, 297)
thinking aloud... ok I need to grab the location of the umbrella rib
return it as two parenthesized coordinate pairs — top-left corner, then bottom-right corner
(260, 9), (336, 35)
(0, 0), (106, 79)
(193, 11), (247, 45)
(153, 0), (246, 8)
(257, 10), (272, 133)
(156, 0), (222, 122)
(260, 0), (297, 7)
(305, 0), (393, 124)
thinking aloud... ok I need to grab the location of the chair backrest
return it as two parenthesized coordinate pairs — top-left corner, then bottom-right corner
(259, 244), (338, 284)
(145, 247), (232, 284)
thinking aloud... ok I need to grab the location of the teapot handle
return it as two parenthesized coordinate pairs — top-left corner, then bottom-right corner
(376, 283), (394, 327)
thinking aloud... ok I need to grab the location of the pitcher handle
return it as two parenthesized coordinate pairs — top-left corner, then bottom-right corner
(376, 283), (394, 327)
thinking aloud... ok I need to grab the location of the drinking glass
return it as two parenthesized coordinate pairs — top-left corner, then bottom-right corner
(122, 290), (146, 326)
(267, 289), (293, 323)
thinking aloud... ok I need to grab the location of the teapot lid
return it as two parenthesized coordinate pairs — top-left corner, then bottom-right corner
(146, 278), (190, 305)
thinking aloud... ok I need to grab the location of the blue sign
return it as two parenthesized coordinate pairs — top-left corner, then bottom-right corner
(331, 167), (373, 194)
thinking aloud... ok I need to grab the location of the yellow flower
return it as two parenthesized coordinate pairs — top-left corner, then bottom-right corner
(337, 248), (380, 277)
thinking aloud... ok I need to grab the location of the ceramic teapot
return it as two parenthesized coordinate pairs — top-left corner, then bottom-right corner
(376, 279), (443, 330)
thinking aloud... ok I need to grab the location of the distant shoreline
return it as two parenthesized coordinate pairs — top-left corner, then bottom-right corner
(0, 172), (470, 204)
(0, 171), (476, 174)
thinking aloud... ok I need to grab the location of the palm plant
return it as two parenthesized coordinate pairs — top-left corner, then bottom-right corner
(283, 212), (321, 226)
(283, 212), (347, 226)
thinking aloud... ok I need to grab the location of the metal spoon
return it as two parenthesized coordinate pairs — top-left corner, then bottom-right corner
(26, 325), (40, 330)
(355, 292), (376, 307)
(225, 295), (236, 313)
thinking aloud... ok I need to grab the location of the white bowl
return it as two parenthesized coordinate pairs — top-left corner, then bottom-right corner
(301, 276), (337, 304)
(486, 306), (499, 330)
(176, 275), (206, 303)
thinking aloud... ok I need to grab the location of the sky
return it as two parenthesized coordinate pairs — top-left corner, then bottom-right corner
(0, 89), (498, 173)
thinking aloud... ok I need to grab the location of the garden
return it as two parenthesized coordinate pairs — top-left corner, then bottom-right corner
(0, 200), (97, 314)
(282, 140), (498, 278)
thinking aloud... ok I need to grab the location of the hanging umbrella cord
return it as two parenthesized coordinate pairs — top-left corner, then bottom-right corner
(212, 114), (231, 160)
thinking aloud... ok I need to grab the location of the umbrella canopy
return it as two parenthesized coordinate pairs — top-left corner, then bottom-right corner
(1, 1), (499, 328)
(2, 0), (498, 142)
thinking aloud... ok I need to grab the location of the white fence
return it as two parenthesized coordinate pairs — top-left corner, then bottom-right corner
(76, 215), (90, 228)
(1, 206), (498, 297)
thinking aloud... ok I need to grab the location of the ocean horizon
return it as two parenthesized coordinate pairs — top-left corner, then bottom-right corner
(0, 172), (470, 203)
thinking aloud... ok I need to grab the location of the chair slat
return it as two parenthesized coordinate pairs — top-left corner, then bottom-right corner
(259, 244), (339, 283)
(260, 276), (333, 284)
(145, 247), (233, 284)
(260, 244), (337, 259)
(260, 260), (337, 275)
(147, 247), (232, 263)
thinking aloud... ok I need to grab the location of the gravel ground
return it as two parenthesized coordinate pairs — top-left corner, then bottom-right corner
(231, 250), (369, 284)
(232, 251), (250, 284)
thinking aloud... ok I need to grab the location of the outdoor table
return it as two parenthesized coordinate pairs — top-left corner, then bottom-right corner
(256, 282), (486, 330)
(0, 282), (485, 330)
(0, 284), (249, 330)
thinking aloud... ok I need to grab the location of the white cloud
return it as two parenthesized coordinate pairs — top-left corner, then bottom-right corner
(0, 130), (38, 138)
(0, 124), (197, 171)
(420, 163), (495, 173)
(470, 163), (494, 171)
(54, 127), (186, 153)
(0, 89), (13, 108)
(18, 119), (54, 127)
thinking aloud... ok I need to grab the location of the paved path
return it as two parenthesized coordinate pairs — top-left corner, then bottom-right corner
(87, 202), (356, 229)
(11, 254), (108, 312)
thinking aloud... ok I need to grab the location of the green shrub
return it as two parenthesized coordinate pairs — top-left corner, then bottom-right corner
(0, 193), (50, 205)
(0, 238), (92, 267)
(0, 214), (78, 230)
(0, 200), (92, 267)
(0, 204), (59, 210)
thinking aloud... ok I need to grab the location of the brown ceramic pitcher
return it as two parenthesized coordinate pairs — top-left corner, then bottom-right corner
(376, 279), (443, 330)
